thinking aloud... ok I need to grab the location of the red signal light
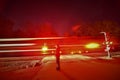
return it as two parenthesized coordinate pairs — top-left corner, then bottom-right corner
(103, 41), (113, 45)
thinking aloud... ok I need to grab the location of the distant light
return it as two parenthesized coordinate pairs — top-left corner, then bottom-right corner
(60, 51), (62, 54)
(42, 46), (48, 52)
(85, 43), (100, 49)
(51, 51), (54, 54)
(102, 42), (105, 45)
(71, 51), (74, 54)
(78, 51), (82, 54)
(85, 51), (88, 53)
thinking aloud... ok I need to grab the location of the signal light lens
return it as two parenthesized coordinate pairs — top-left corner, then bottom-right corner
(110, 41), (113, 44)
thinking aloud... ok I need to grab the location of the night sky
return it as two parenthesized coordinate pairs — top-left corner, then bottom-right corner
(0, 0), (120, 35)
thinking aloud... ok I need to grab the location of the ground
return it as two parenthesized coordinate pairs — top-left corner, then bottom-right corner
(0, 54), (120, 80)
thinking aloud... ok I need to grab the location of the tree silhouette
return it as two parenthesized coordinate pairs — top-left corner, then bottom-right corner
(93, 20), (120, 37)
(71, 24), (91, 36)
(0, 15), (14, 38)
(71, 20), (120, 37)
(38, 22), (58, 37)
(14, 21), (38, 38)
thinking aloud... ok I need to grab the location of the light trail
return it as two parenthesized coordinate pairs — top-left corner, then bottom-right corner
(0, 43), (35, 47)
(0, 49), (56, 53)
(60, 44), (85, 47)
(0, 37), (67, 41)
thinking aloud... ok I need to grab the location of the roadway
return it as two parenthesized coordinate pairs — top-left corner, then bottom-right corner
(0, 54), (120, 80)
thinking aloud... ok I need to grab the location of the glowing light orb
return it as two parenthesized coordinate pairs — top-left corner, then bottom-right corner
(42, 46), (48, 52)
(85, 43), (100, 49)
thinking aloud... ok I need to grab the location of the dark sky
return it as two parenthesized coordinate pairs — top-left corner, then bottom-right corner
(0, 0), (120, 35)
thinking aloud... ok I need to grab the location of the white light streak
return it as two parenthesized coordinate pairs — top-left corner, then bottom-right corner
(0, 37), (67, 41)
(0, 43), (35, 47)
(60, 44), (84, 47)
(0, 49), (56, 53)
